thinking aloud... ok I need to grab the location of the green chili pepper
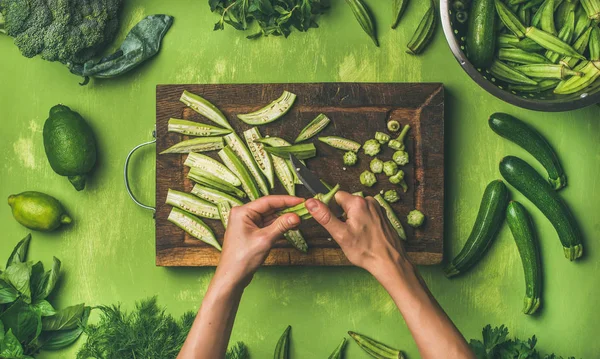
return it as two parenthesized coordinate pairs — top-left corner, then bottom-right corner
(346, 0), (379, 46)
(406, 0), (436, 55)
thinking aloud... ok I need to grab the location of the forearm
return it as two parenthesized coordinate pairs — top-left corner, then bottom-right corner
(374, 260), (475, 359)
(178, 276), (244, 359)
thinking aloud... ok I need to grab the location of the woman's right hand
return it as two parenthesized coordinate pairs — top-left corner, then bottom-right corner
(305, 191), (414, 279)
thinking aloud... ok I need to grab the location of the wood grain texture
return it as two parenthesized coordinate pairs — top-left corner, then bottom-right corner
(156, 83), (444, 266)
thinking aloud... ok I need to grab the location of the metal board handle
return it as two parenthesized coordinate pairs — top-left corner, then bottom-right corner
(124, 130), (156, 213)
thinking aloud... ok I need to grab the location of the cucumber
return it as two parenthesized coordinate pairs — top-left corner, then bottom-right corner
(184, 152), (241, 187)
(165, 189), (219, 219)
(273, 325), (291, 359)
(218, 147), (261, 201)
(489, 112), (566, 190)
(191, 184), (243, 207)
(506, 201), (542, 315)
(499, 156), (583, 260)
(445, 180), (509, 277)
(466, 0), (497, 68)
(225, 133), (270, 196)
(168, 208), (221, 251)
(348, 331), (404, 359)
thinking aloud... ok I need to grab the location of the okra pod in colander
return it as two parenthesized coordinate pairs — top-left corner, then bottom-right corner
(499, 48), (552, 64)
(495, 0), (527, 38)
(555, 0), (578, 30)
(514, 37), (545, 52)
(560, 26), (593, 68)
(581, 0), (600, 21)
(515, 64), (582, 79)
(490, 60), (538, 85)
(406, 0), (436, 55)
(589, 26), (600, 61)
(554, 61), (600, 94)
(545, 9), (574, 63)
(525, 27), (586, 59)
(573, 5), (592, 39)
(509, 79), (561, 92)
(498, 34), (521, 48)
(539, 0), (557, 35)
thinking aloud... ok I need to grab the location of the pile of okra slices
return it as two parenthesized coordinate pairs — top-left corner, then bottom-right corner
(463, 0), (600, 94)
(160, 90), (424, 253)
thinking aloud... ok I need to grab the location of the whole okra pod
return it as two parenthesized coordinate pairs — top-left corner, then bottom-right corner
(346, 0), (379, 46)
(406, 0), (436, 55)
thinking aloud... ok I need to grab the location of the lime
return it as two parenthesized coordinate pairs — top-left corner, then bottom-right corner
(8, 191), (72, 232)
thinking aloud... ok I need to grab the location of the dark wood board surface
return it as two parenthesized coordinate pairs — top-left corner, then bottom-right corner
(156, 83), (444, 266)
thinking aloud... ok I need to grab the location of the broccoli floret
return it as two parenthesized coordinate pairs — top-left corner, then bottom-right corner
(393, 150), (409, 166)
(407, 209), (425, 228)
(360, 170), (377, 187)
(383, 161), (398, 176)
(374, 131), (390, 144)
(370, 158), (383, 174)
(384, 189), (399, 203)
(1, 0), (123, 64)
(363, 139), (381, 156)
(343, 151), (357, 166)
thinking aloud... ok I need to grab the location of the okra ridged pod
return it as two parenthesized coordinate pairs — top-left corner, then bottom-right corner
(188, 168), (247, 199)
(166, 189), (219, 219)
(191, 184), (243, 207)
(518, 6), (531, 25)
(554, 60), (600, 93)
(560, 26), (593, 68)
(555, 0), (578, 30)
(391, 0), (408, 29)
(581, 0), (600, 20)
(217, 201), (232, 229)
(244, 127), (275, 189)
(168, 208), (221, 250)
(515, 64), (582, 79)
(184, 152), (241, 187)
(496, 0), (527, 38)
(237, 91), (296, 125)
(283, 230), (308, 253)
(318, 136), (361, 152)
(574, 5), (592, 39)
(327, 338), (348, 359)
(589, 26), (600, 61)
(545, 9), (575, 63)
(523, 0), (545, 10)
(160, 137), (224, 154)
(224, 133), (270, 196)
(374, 194), (407, 240)
(514, 37), (545, 51)
(525, 27), (586, 59)
(345, 0), (379, 46)
(509, 79), (560, 92)
(294, 113), (331, 143)
(498, 34), (521, 48)
(539, 0), (557, 34)
(264, 143), (317, 160)
(490, 60), (538, 85)
(180, 90), (232, 130)
(499, 48), (552, 64)
(279, 184), (340, 220)
(348, 331), (405, 359)
(274, 326), (291, 359)
(406, 1), (436, 55)
(167, 118), (231, 137)
(218, 146), (261, 201)
(256, 137), (304, 187)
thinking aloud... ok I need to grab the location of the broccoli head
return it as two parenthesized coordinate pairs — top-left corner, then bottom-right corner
(0, 0), (122, 64)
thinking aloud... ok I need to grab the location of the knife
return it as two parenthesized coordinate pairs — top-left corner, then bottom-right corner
(289, 154), (344, 218)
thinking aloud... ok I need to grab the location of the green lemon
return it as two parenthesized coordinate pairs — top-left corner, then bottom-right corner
(7, 191), (72, 232)
(43, 104), (97, 191)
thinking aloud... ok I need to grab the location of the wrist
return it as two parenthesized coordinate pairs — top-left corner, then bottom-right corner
(370, 254), (418, 289)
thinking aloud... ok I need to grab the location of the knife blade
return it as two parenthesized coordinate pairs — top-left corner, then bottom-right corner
(289, 154), (344, 218)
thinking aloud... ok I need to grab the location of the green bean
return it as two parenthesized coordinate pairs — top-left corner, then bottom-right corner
(490, 60), (538, 85)
(406, 0), (436, 55)
(392, 0), (409, 29)
(560, 26), (593, 68)
(554, 60), (600, 93)
(525, 27), (586, 59)
(346, 0), (379, 46)
(545, 9), (575, 63)
(499, 48), (552, 64)
(589, 26), (600, 61)
(496, 0), (527, 38)
(509, 79), (561, 92)
(515, 64), (583, 79)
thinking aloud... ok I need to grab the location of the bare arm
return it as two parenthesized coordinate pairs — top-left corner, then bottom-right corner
(178, 195), (303, 359)
(305, 192), (475, 359)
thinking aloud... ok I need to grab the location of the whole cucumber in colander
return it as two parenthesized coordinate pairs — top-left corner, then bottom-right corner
(466, 0), (497, 68)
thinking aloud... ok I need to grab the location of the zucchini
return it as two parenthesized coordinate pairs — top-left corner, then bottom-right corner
(237, 91), (296, 125)
(445, 180), (509, 278)
(255, 137), (297, 194)
(167, 118), (231, 137)
(160, 137), (224, 154)
(506, 201), (542, 315)
(168, 208), (221, 251)
(180, 90), (232, 130)
(499, 156), (583, 260)
(217, 201), (232, 229)
(467, 0), (497, 68)
(219, 147), (261, 201)
(374, 194), (407, 240)
(224, 133), (270, 196)
(184, 152), (241, 187)
(244, 127), (275, 189)
(166, 189), (219, 219)
(489, 112), (566, 190)
(187, 168), (247, 199)
(284, 230), (308, 253)
(191, 184), (243, 207)
(274, 325), (291, 359)
(294, 113), (331, 143)
(318, 136), (361, 152)
(327, 338), (347, 359)
(348, 331), (404, 359)
(264, 143), (317, 160)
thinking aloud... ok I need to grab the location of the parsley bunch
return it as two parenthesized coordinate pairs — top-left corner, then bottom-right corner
(209, 0), (331, 38)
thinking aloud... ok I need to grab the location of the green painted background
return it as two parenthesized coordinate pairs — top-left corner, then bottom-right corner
(1, 1), (599, 358)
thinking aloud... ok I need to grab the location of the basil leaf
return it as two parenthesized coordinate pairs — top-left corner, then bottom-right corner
(40, 257), (60, 300)
(0, 280), (18, 305)
(0, 300), (41, 344)
(28, 262), (46, 303)
(5, 234), (31, 269)
(39, 306), (90, 350)
(0, 328), (24, 358)
(32, 300), (55, 317)
(41, 304), (85, 331)
(4, 263), (31, 304)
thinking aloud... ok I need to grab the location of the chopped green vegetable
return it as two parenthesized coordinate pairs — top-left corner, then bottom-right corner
(388, 124), (411, 151)
(407, 209), (425, 227)
(352, 191), (365, 197)
(168, 118), (231, 137)
(319, 136), (362, 152)
(384, 189), (400, 203)
(363, 139), (381, 156)
(343, 151), (358, 166)
(370, 158), (384, 173)
(374, 194), (407, 240)
(160, 137), (225, 154)
(180, 90), (233, 130)
(295, 113), (331, 143)
(264, 143), (317, 160)
(375, 131), (391, 144)
(166, 189), (219, 219)
(224, 133), (270, 196)
(168, 208), (221, 250)
(218, 146), (261, 201)
(390, 170), (408, 192)
(237, 91), (296, 125)
(187, 168), (247, 199)
(360, 170), (377, 187)
(383, 161), (399, 176)
(279, 184), (340, 220)
(284, 230), (308, 253)
(393, 150), (409, 166)
(387, 120), (400, 132)
(184, 152), (241, 187)
(217, 201), (232, 229)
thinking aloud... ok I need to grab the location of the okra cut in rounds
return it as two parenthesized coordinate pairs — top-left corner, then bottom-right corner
(237, 91), (296, 125)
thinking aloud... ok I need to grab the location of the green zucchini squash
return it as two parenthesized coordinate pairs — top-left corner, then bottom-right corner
(467, 0), (497, 68)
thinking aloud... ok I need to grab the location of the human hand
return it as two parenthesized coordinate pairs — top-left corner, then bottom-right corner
(305, 191), (413, 279)
(214, 195), (303, 289)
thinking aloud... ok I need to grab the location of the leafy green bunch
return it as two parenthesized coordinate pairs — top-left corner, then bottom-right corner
(209, 0), (331, 38)
(469, 325), (575, 359)
(0, 234), (89, 358)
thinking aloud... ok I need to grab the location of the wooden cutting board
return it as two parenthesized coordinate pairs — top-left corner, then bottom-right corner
(156, 83), (444, 266)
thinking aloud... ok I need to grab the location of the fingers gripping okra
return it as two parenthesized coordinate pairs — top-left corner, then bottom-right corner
(278, 184), (340, 220)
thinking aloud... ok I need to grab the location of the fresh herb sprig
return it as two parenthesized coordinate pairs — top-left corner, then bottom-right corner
(209, 0), (331, 38)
